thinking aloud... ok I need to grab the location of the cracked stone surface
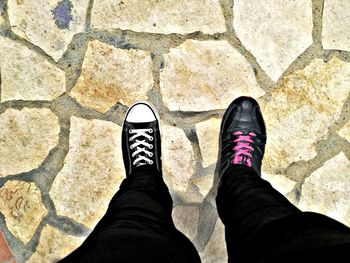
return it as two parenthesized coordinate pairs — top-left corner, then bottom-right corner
(172, 206), (199, 241)
(196, 118), (221, 167)
(192, 175), (214, 198)
(70, 40), (154, 113)
(0, 37), (65, 102)
(7, 0), (90, 61)
(0, 108), (60, 177)
(323, 0), (350, 52)
(27, 225), (85, 263)
(0, 181), (47, 244)
(0, 14), (5, 28)
(299, 152), (350, 227)
(338, 120), (350, 142)
(162, 124), (195, 192)
(200, 219), (227, 263)
(0, 1), (350, 262)
(91, 0), (226, 35)
(160, 40), (265, 111)
(262, 57), (350, 174)
(262, 172), (296, 196)
(50, 117), (124, 228)
(233, 0), (313, 82)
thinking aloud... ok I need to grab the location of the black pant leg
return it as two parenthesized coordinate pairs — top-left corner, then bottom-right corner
(216, 167), (350, 263)
(60, 169), (201, 263)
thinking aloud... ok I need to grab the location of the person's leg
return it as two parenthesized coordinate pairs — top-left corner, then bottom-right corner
(216, 97), (350, 263)
(60, 102), (200, 263)
(60, 169), (199, 263)
(217, 167), (350, 263)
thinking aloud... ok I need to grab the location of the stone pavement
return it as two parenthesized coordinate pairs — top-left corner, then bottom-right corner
(0, 0), (349, 262)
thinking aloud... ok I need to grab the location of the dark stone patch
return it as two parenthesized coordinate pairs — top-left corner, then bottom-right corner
(52, 0), (73, 30)
(0, 0), (7, 15)
(294, 187), (301, 201)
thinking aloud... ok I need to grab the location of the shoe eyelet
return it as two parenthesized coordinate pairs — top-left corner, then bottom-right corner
(148, 128), (153, 133)
(149, 145), (153, 149)
(149, 137), (153, 141)
(129, 130), (133, 134)
(149, 160), (153, 164)
(129, 138), (133, 141)
(149, 153), (153, 157)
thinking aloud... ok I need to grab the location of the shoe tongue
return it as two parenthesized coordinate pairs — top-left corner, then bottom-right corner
(130, 160), (160, 178)
(126, 121), (157, 129)
(229, 122), (260, 134)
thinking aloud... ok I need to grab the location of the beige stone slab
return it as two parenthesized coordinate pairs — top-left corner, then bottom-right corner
(233, 0), (313, 82)
(70, 40), (153, 113)
(200, 218), (227, 263)
(192, 174), (214, 198)
(262, 57), (350, 173)
(0, 15), (4, 27)
(338, 120), (350, 142)
(162, 124), (195, 192)
(172, 205), (199, 241)
(91, 0), (226, 35)
(8, 0), (89, 61)
(160, 40), (265, 111)
(262, 172), (296, 195)
(323, 0), (350, 52)
(0, 108), (60, 177)
(0, 37), (65, 102)
(27, 225), (85, 263)
(171, 187), (206, 205)
(0, 5), (4, 26)
(298, 152), (350, 227)
(50, 117), (124, 228)
(196, 118), (221, 167)
(0, 181), (47, 244)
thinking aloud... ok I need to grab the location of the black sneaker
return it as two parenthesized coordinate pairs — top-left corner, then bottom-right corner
(219, 96), (266, 177)
(122, 101), (162, 177)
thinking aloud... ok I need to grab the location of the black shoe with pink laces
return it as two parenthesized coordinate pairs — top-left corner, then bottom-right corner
(219, 96), (266, 178)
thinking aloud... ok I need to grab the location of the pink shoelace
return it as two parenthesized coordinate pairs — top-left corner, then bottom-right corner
(232, 131), (256, 167)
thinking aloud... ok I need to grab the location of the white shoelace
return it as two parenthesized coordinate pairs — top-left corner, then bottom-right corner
(129, 128), (154, 166)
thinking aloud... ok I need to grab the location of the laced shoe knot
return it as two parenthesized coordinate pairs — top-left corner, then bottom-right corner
(232, 131), (257, 167)
(129, 128), (154, 166)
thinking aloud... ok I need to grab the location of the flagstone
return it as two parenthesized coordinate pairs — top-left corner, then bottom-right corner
(200, 219), (227, 263)
(338, 120), (350, 143)
(162, 124), (195, 192)
(192, 175), (214, 198)
(50, 117), (124, 228)
(0, 37), (65, 102)
(91, 0), (226, 35)
(0, 108), (60, 177)
(160, 40), (265, 111)
(172, 205), (199, 241)
(70, 40), (153, 113)
(7, 0), (90, 61)
(299, 152), (350, 227)
(196, 118), (221, 168)
(323, 0), (350, 51)
(0, 181), (47, 244)
(27, 225), (85, 263)
(262, 172), (297, 195)
(262, 57), (350, 173)
(233, 0), (313, 81)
